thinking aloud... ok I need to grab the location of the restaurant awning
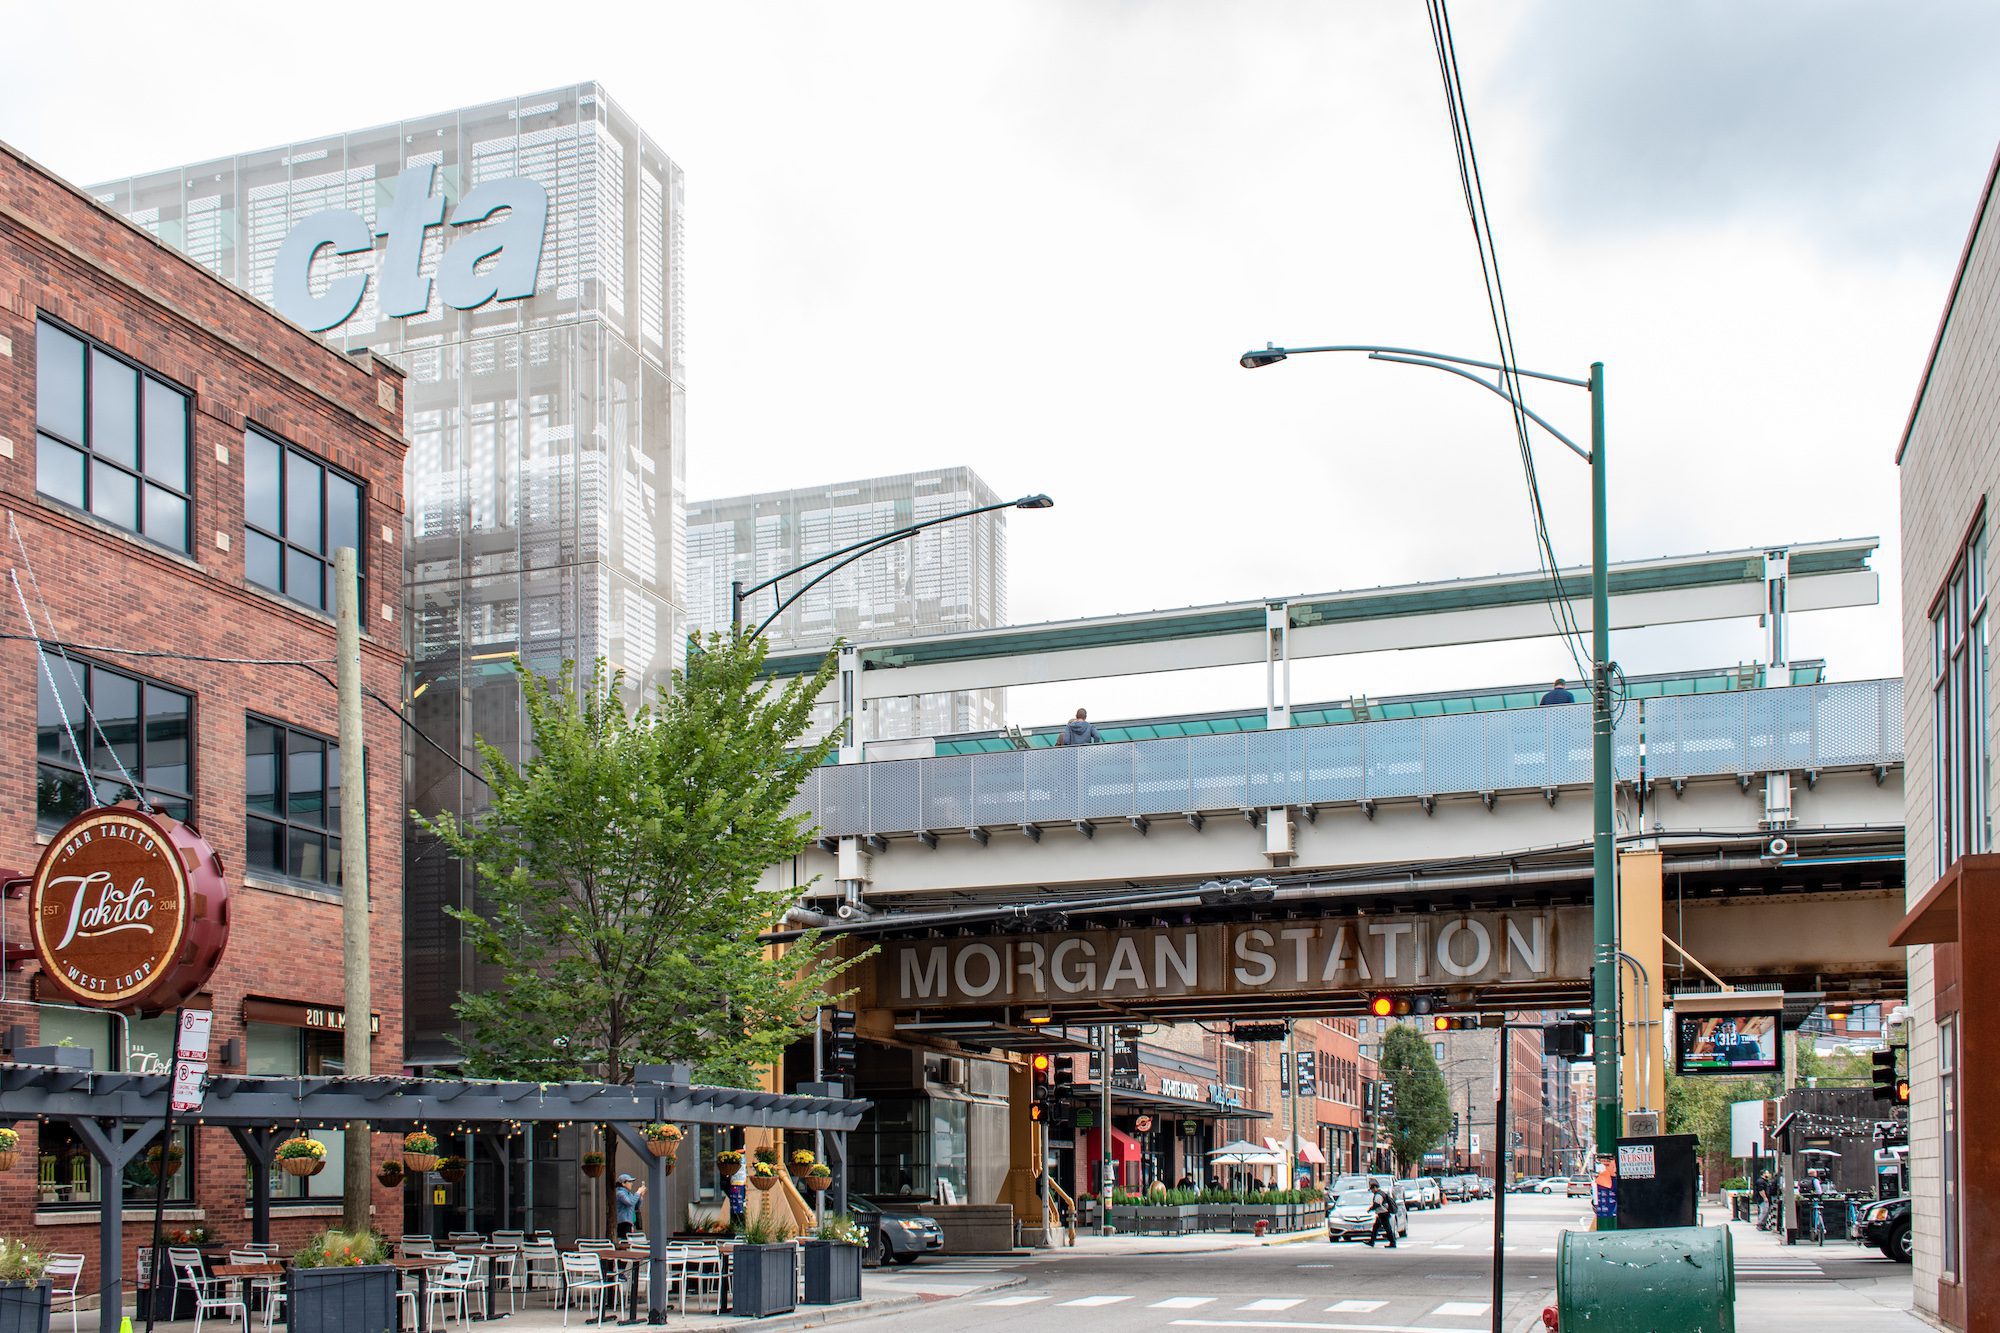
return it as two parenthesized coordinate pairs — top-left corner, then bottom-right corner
(1087, 1126), (1142, 1162)
(1264, 1133), (1326, 1165)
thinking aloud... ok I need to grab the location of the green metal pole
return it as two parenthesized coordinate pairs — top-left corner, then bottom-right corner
(1587, 361), (1621, 1225)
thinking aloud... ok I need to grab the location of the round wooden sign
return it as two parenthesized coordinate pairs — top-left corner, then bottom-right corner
(29, 804), (230, 1014)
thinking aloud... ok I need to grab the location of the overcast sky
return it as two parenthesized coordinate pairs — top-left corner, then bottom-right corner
(7, 2), (1996, 724)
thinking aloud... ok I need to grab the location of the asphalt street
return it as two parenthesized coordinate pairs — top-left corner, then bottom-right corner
(857, 1194), (1919, 1333)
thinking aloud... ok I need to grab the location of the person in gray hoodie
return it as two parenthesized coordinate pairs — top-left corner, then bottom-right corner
(1058, 708), (1102, 745)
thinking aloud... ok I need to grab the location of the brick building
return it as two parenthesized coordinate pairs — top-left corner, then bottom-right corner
(0, 139), (407, 1294)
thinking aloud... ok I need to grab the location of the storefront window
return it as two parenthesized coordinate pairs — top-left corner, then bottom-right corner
(929, 1099), (968, 1203)
(34, 1010), (192, 1208)
(246, 1022), (346, 1199)
(850, 1097), (931, 1198)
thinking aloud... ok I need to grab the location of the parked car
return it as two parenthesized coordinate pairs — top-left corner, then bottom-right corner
(1331, 1174), (1375, 1196)
(1535, 1177), (1564, 1194)
(1439, 1175), (1470, 1201)
(1510, 1176), (1545, 1193)
(1565, 1176), (1594, 1197)
(1475, 1177), (1495, 1199)
(1857, 1197), (1912, 1262)
(851, 1197), (945, 1265)
(1417, 1177), (1444, 1209)
(1392, 1180), (1427, 1213)
(1326, 1188), (1410, 1242)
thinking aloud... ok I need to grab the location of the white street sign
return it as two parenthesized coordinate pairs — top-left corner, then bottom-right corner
(171, 1060), (207, 1113)
(177, 1010), (213, 1062)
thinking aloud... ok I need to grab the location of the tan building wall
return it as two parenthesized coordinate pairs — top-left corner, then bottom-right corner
(1896, 145), (2000, 1326)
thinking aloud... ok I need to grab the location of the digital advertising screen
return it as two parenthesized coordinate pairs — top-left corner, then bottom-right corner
(1676, 1012), (1781, 1075)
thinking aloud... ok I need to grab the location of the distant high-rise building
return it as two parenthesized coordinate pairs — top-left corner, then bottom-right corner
(97, 83), (687, 1062)
(688, 467), (1007, 739)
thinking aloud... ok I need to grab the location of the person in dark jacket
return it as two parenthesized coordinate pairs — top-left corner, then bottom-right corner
(1363, 1178), (1398, 1248)
(1058, 708), (1102, 745)
(1540, 679), (1575, 706)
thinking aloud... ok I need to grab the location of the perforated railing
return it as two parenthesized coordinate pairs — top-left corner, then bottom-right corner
(791, 679), (1904, 839)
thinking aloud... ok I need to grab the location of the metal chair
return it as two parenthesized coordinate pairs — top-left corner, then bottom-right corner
(428, 1257), (487, 1326)
(558, 1251), (619, 1327)
(399, 1234), (436, 1260)
(45, 1254), (84, 1333)
(519, 1239), (563, 1305)
(174, 1259), (248, 1333)
(678, 1244), (727, 1313)
(166, 1248), (205, 1320)
(228, 1251), (282, 1321)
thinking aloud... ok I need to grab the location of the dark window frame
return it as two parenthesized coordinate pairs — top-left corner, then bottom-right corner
(34, 315), (193, 553)
(244, 713), (342, 891)
(1930, 511), (1989, 879)
(242, 424), (366, 615)
(35, 649), (195, 830)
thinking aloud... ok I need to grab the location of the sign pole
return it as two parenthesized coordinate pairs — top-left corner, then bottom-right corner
(144, 1006), (185, 1333)
(1491, 1024), (1510, 1333)
(1099, 1025), (1113, 1233)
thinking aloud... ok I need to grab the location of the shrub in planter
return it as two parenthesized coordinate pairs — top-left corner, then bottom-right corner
(438, 1156), (467, 1184)
(276, 1136), (328, 1178)
(288, 1231), (395, 1333)
(0, 1130), (17, 1173)
(732, 1214), (797, 1317)
(641, 1123), (683, 1158)
(0, 1238), (51, 1333)
(581, 1151), (606, 1179)
(402, 1131), (439, 1174)
(801, 1215), (864, 1305)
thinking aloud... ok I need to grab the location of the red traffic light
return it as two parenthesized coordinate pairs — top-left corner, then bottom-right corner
(1370, 996), (1393, 1017)
(1032, 1053), (1051, 1074)
(1434, 1016), (1451, 1031)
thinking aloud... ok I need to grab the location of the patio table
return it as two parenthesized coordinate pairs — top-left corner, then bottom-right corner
(451, 1243), (518, 1321)
(390, 1255), (454, 1333)
(211, 1261), (284, 1320)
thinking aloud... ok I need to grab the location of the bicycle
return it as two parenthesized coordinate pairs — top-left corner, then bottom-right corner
(1806, 1198), (1827, 1246)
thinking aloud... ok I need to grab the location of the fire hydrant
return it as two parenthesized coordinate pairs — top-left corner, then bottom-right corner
(1253, 1219), (1269, 1238)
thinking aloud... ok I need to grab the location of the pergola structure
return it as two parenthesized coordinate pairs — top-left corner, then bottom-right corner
(0, 1059), (869, 1331)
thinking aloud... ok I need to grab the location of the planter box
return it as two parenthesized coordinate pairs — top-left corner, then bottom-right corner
(285, 1264), (398, 1333)
(800, 1240), (862, 1305)
(729, 1243), (797, 1319)
(9, 1047), (90, 1071)
(0, 1282), (49, 1333)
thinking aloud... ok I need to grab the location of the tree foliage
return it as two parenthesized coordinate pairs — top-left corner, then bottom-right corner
(421, 634), (860, 1088)
(1379, 1025), (1454, 1173)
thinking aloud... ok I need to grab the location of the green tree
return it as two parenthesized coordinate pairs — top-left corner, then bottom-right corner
(1379, 1025), (1454, 1174)
(421, 635), (858, 1089)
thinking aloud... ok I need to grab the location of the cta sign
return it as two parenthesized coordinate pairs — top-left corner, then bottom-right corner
(880, 909), (1579, 1008)
(30, 805), (231, 1014)
(274, 163), (549, 333)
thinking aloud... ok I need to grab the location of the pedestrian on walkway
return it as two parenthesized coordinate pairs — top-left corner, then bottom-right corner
(1363, 1178), (1398, 1249)
(1540, 679), (1575, 706)
(1057, 708), (1102, 745)
(614, 1172), (645, 1241)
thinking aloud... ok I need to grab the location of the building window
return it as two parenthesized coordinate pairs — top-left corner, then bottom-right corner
(1222, 1043), (1248, 1091)
(244, 426), (364, 614)
(245, 1022), (347, 1199)
(35, 1010), (193, 1208)
(1435, 1042), (1446, 1060)
(1359, 1045), (1371, 1060)
(35, 650), (193, 828)
(1939, 1016), (1960, 1278)
(246, 717), (342, 888)
(1933, 523), (1989, 878)
(35, 319), (191, 551)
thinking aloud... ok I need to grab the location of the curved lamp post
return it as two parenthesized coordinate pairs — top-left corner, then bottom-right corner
(1239, 341), (1619, 1197)
(730, 493), (1053, 639)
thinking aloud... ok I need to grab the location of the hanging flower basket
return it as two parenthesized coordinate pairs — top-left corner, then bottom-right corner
(146, 1143), (185, 1178)
(752, 1145), (781, 1168)
(805, 1169), (833, 1193)
(642, 1123), (683, 1158)
(789, 1150), (820, 1179)
(750, 1162), (781, 1192)
(718, 1149), (745, 1178)
(0, 1127), (17, 1172)
(378, 1160), (406, 1187)
(277, 1136), (329, 1178)
(402, 1131), (440, 1174)
(439, 1156), (467, 1184)
(582, 1152), (606, 1179)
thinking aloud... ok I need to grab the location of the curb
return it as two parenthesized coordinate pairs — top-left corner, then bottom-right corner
(1261, 1227), (1329, 1247)
(689, 1274), (1026, 1332)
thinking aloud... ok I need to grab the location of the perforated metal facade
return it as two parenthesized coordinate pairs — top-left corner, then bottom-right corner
(688, 467), (1008, 739)
(94, 84), (687, 1060)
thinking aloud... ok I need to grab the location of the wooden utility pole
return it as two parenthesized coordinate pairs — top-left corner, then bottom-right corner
(336, 547), (372, 1233)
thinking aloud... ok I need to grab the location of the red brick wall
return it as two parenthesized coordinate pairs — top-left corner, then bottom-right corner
(0, 141), (409, 1294)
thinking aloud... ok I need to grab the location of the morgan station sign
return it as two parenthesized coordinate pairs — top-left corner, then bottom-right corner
(875, 909), (1583, 1009)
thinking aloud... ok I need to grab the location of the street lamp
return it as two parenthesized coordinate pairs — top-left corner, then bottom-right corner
(730, 493), (1053, 639)
(1240, 341), (1619, 1198)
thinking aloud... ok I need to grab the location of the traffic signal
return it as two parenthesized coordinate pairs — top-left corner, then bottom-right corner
(1370, 996), (1393, 1018)
(826, 1008), (858, 1088)
(1451, 1112), (1461, 1139)
(1054, 1055), (1076, 1089)
(1871, 1049), (1898, 1102)
(1543, 1019), (1588, 1061)
(1896, 1077), (1911, 1105)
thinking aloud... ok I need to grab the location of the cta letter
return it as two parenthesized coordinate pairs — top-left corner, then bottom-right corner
(273, 209), (372, 333)
(437, 176), (549, 311)
(376, 165), (446, 318)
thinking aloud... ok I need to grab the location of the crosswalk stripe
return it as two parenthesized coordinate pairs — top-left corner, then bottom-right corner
(1431, 1243), (1465, 1250)
(1058, 1295), (1133, 1306)
(976, 1296), (1047, 1306)
(1432, 1302), (1490, 1316)
(1241, 1298), (1304, 1311)
(1328, 1300), (1387, 1312)
(1152, 1297), (1218, 1309)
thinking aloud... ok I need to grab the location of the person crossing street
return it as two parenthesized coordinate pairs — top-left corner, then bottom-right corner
(1363, 1178), (1399, 1249)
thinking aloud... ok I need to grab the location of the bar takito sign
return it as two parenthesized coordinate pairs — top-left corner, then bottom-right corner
(30, 804), (230, 1013)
